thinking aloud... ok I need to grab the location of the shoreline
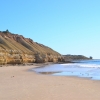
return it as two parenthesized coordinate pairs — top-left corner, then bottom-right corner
(0, 64), (100, 100)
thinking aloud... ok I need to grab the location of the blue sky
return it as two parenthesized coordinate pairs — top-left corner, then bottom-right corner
(0, 0), (100, 59)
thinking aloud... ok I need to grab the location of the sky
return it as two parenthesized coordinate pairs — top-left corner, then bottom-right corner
(0, 0), (100, 59)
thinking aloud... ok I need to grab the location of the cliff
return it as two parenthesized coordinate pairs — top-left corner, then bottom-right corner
(0, 30), (64, 65)
(63, 55), (90, 61)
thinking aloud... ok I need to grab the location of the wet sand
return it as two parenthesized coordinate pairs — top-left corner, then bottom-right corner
(0, 65), (100, 100)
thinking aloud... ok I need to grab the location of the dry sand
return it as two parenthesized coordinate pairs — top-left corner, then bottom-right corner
(0, 65), (100, 100)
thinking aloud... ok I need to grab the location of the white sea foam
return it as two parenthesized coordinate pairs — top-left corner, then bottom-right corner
(33, 60), (100, 80)
(61, 63), (100, 68)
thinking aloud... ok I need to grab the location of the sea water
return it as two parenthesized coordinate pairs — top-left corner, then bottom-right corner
(33, 60), (100, 80)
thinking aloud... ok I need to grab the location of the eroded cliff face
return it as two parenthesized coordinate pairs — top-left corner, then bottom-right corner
(0, 31), (64, 65)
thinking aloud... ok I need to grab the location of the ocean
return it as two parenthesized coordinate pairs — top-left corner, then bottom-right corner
(33, 60), (100, 80)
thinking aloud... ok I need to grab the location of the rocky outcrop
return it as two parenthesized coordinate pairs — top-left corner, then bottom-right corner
(63, 55), (90, 61)
(0, 30), (64, 65)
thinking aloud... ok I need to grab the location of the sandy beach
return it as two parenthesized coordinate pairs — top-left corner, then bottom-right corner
(0, 64), (100, 100)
